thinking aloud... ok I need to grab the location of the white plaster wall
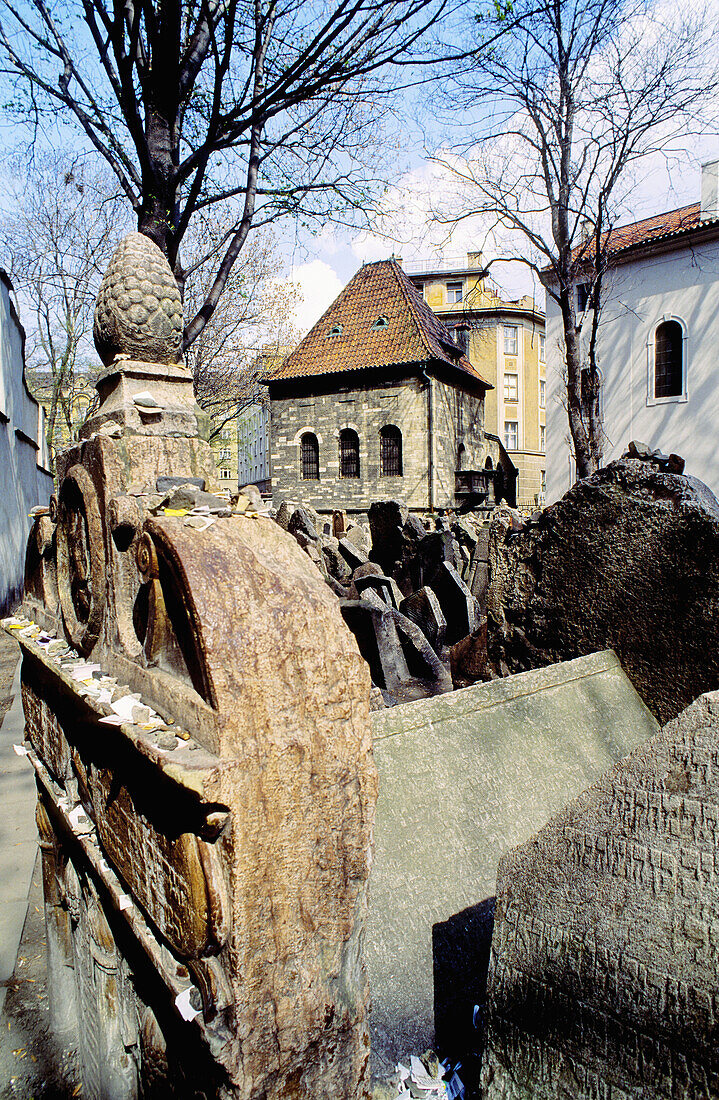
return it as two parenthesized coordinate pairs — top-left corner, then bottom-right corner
(0, 273), (53, 613)
(546, 238), (719, 502)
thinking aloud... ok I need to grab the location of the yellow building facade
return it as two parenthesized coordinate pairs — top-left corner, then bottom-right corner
(405, 256), (546, 508)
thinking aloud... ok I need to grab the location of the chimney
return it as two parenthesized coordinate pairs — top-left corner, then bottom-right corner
(700, 160), (719, 220)
(467, 251), (483, 269)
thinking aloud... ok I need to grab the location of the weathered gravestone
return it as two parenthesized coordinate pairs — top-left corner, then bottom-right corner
(429, 561), (479, 645)
(10, 233), (377, 1100)
(481, 688), (719, 1100)
(487, 458), (719, 724)
(366, 651), (659, 1088)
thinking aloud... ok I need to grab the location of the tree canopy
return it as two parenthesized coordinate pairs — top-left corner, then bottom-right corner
(0, 0), (446, 346)
(430, 0), (718, 477)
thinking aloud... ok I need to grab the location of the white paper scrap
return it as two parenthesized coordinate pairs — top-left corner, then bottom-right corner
(118, 894), (133, 911)
(12, 744), (28, 756)
(68, 805), (93, 833)
(175, 988), (200, 1021)
(99, 714), (125, 726)
(109, 694), (142, 721)
(71, 663), (102, 681)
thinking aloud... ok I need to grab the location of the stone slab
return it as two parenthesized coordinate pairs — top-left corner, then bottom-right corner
(367, 650), (660, 1077)
(482, 687), (719, 1099)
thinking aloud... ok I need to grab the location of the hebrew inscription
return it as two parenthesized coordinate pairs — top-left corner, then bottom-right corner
(482, 691), (719, 1099)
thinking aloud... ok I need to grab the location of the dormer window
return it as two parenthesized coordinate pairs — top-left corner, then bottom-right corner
(327, 324), (342, 337)
(372, 316), (388, 330)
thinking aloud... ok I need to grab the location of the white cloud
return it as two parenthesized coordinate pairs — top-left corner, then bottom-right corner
(289, 259), (344, 336)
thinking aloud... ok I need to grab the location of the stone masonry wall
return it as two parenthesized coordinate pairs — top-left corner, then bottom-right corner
(432, 377), (497, 509)
(481, 688), (719, 1099)
(270, 376), (430, 512)
(270, 374), (497, 514)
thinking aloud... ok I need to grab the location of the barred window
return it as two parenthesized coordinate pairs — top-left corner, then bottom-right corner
(301, 432), (319, 479)
(380, 425), (402, 476)
(339, 429), (360, 478)
(654, 320), (683, 398)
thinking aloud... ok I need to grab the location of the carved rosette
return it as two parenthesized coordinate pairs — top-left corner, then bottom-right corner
(93, 233), (184, 366)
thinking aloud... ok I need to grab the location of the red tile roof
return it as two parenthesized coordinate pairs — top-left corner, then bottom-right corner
(570, 202), (719, 265)
(603, 203), (704, 255)
(266, 259), (491, 388)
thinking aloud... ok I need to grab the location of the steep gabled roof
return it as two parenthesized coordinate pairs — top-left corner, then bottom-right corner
(266, 259), (491, 388)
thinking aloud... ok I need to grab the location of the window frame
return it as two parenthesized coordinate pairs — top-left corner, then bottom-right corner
(576, 282), (595, 314)
(503, 324), (518, 356)
(446, 280), (463, 304)
(540, 424), (546, 452)
(539, 379), (546, 409)
(646, 316), (688, 406)
(539, 333), (546, 362)
(380, 424), (403, 477)
(504, 420), (518, 450)
(338, 428), (360, 478)
(503, 372), (518, 402)
(300, 432), (320, 480)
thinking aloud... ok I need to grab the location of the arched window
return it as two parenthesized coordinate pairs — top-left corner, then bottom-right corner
(654, 320), (684, 399)
(380, 425), (402, 477)
(300, 432), (319, 479)
(339, 429), (360, 478)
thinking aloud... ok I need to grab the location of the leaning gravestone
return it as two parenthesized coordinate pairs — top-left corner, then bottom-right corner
(366, 651), (659, 1088)
(9, 233), (377, 1100)
(482, 688), (719, 1099)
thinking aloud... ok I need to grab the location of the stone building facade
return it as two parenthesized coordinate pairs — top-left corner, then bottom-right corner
(265, 259), (516, 514)
(405, 256), (546, 507)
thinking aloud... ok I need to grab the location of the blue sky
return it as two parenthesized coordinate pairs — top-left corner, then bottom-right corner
(285, 135), (719, 337)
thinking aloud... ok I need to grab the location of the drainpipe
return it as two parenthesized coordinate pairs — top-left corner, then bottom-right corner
(420, 368), (434, 511)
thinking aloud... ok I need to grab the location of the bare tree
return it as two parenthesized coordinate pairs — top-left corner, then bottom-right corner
(0, 0), (446, 349)
(184, 215), (300, 440)
(431, 0), (718, 478)
(1, 154), (129, 465)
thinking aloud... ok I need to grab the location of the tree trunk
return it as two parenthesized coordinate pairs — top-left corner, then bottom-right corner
(559, 288), (596, 481)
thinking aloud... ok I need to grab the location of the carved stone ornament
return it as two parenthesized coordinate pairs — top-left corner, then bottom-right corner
(94, 233), (184, 366)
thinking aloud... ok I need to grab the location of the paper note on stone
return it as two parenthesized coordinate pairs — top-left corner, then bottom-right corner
(184, 514), (215, 530)
(174, 988), (200, 1022)
(109, 694), (142, 721)
(71, 663), (102, 681)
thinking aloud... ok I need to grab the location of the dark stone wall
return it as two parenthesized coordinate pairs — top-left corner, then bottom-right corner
(269, 374), (498, 513)
(486, 458), (719, 725)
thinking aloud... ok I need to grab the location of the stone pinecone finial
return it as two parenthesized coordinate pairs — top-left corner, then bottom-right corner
(94, 232), (184, 366)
